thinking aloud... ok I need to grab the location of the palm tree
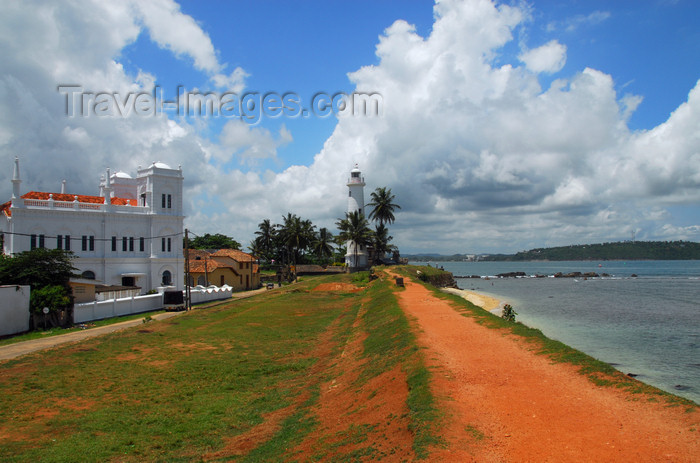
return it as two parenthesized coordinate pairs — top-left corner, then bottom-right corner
(248, 239), (263, 259)
(372, 223), (394, 263)
(367, 187), (401, 226)
(278, 213), (315, 266)
(312, 227), (335, 264)
(254, 219), (276, 263)
(336, 211), (373, 268)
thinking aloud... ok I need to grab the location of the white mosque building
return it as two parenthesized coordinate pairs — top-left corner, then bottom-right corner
(345, 164), (369, 269)
(1, 158), (184, 293)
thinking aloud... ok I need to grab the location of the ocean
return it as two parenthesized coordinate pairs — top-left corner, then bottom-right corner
(409, 260), (700, 403)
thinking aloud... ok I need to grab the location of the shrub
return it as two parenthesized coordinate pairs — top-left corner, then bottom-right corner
(352, 271), (370, 285)
(30, 285), (72, 315)
(501, 304), (517, 322)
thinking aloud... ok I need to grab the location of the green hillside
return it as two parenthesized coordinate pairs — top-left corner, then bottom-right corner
(406, 241), (700, 261)
(490, 241), (700, 261)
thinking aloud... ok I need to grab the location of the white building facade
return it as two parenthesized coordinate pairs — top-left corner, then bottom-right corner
(1, 158), (184, 293)
(345, 164), (369, 269)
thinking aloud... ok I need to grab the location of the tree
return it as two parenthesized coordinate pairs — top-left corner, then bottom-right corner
(254, 219), (277, 263)
(188, 233), (241, 250)
(501, 304), (517, 322)
(367, 187), (401, 226)
(0, 248), (77, 328)
(372, 223), (395, 263)
(336, 211), (373, 268)
(30, 285), (72, 316)
(0, 248), (77, 289)
(247, 239), (263, 260)
(277, 213), (315, 266)
(312, 227), (335, 264)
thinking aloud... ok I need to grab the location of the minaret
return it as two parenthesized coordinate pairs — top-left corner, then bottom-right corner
(102, 168), (112, 205)
(345, 164), (368, 269)
(11, 157), (21, 199)
(10, 157), (23, 209)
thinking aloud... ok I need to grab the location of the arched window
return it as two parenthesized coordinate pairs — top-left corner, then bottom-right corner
(81, 270), (96, 280)
(162, 270), (172, 286)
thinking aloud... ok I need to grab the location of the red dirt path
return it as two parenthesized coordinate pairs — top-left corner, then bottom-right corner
(390, 272), (699, 462)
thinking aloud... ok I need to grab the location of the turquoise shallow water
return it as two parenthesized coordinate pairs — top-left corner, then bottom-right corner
(410, 260), (700, 403)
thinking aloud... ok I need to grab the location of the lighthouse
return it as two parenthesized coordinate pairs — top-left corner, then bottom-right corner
(345, 164), (369, 269)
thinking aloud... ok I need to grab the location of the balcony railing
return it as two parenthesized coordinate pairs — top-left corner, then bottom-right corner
(17, 197), (150, 214)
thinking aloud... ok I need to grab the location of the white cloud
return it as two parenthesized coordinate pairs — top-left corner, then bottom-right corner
(211, 68), (248, 92)
(519, 40), (567, 74)
(0, 0), (698, 254)
(132, 0), (221, 73)
(217, 121), (292, 165)
(267, 0), (699, 252)
(547, 10), (611, 33)
(130, 0), (247, 88)
(0, 0), (226, 201)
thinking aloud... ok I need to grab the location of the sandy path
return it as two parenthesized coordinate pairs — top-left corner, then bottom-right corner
(390, 273), (699, 462)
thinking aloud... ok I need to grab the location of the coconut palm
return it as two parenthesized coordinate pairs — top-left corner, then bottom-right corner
(372, 223), (395, 263)
(254, 219), (277, 264)
(247, 239), (263, 259)
(312, 227), (335, 264)
(336, 211), (373, 268)
(367, 187), (401, 226)
(278, 213), (315, 266)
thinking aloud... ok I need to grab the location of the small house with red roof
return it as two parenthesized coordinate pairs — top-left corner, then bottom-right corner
(1, 158), (184, 294)
(187, 248), (260, 291)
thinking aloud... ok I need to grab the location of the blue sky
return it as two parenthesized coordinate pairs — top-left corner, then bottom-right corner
(122, 0), (700, 160)
(1, 0), (699, 254)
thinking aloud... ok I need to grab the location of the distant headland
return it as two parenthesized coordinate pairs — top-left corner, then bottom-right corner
(406, 240), (700, 262)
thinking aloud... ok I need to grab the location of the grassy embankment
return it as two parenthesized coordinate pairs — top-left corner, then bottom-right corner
(0, 310), (168, 347)
(0, 272), (440, 462)
(397, 265), (698, 409)
(0, 293), (257, 348)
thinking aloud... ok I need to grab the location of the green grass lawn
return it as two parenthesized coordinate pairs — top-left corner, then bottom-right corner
(0, 273), (439, 462)
(0, 310), (168, 347)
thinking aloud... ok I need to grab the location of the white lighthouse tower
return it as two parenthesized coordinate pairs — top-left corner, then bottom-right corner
(345, 164), (368, 269)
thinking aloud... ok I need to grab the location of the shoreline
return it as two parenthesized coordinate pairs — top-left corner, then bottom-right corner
(441, 280), (699, 405)
(441, 287), (505, 316)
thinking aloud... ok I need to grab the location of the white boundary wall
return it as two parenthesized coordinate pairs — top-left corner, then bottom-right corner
(190, 285), (232, 305)
(74, 293), (163, 323)
(73, 285), (233, 323)
(0, 285), (31, 336)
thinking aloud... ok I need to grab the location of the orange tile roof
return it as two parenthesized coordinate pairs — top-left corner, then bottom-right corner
(211, 248), (256, 262)
(186, 249), (249, 275)
(0, 201), (10, 218)
(187, 249), (219, 273)
(189, 258), (220, 273)
(1, 192), (138, 217)
(22, 191), (138, 206)
(187, 249), (212, 260)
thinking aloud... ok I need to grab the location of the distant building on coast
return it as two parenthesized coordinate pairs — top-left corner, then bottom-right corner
(0, 158), (184, 294)
(345, 164), (369, 269)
